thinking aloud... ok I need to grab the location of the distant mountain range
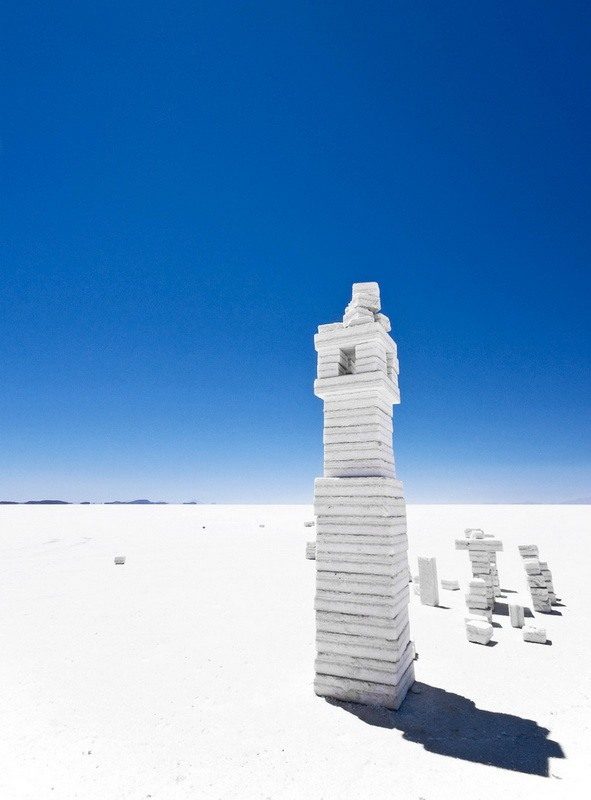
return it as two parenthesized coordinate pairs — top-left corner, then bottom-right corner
(0, 497), (588, 505)
(559, 497), (591, 505)
(0, 499), (204, 505)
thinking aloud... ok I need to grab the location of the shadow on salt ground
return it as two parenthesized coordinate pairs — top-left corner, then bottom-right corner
(327, 683), (565, 776)
(495, 601), (562, 619)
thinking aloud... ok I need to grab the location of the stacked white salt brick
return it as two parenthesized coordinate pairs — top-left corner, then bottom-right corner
(518, 545), (557, 612)
(306, 541), (317, 560)
(313, 282), (414, 710)
(455, 531), (503, 622)
(465, 528), (502, 598)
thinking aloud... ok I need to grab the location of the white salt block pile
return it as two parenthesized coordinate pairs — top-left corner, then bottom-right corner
(464, 528), (501, 597)
(455, 534), (503, 620)
(304, 521), (316, 528)
(312, 282), (414, 710)
(518, 545), (558, 607)
(418, 556), (439, 606)
(539, 561), (558, 603)
(114, 556), (126, 565)
(306, 541), (317, 560)
(522, 558), (551, 613)
(509, 603), (525, 628)
(465, 617), (493, 645)
(539, 562), (557, 603)
(465, 579), (492, 621)
(523, 625), (547, 644)
(441, 578), (459, 591)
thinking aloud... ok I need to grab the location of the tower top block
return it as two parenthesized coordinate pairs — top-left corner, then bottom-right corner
(313, 282), (400, 404)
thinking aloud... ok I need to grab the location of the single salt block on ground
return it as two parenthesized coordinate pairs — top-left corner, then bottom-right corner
(305, 542), (316, 560)
(304, 521), (316, 528)
(114, 556), (126, 565)
(523, 625), (547, 644)
(418, 556), (439, 606)
(509, 603), (525, 628)
(441, 578), (459, 590)
(259, 524), (265, 528)
(465, 619), (493, 645)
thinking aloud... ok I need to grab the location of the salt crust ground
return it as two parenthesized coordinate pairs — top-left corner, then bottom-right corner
(0, 504), (588, 800)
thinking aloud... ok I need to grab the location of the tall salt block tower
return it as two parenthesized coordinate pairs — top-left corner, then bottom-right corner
(313, 282), (415, 709)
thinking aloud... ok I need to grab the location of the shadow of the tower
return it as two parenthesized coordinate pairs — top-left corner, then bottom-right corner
(327, 682), (564, 776)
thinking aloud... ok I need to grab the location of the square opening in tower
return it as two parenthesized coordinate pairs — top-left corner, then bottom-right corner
(339, 347), (356, 375)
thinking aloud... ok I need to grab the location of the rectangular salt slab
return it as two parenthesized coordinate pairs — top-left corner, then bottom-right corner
(522, 625), (547, 644)
(518, 544), (539, 557)
(467, 607), (493, 621)
(114, 556), (126, 565)
(509, 604), (525, 627)
(527, 575), (547, 588)
(455, 539), (503, 551)
(524, 559), (541, 574)
(465, 619), (493, 645)
(464, 596), (490, 609)
(441, 578), (459, 590)
(418, 556), (439, 606)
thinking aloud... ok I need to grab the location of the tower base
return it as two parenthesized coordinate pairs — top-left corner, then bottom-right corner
(313, 476), (414, 709)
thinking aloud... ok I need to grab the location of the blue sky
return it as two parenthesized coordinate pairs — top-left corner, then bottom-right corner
(1, 2), (590, 503)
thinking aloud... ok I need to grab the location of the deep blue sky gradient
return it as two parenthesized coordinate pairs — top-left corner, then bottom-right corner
(2, 2), (590, 502)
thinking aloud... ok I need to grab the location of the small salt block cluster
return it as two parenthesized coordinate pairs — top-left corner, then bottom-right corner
(464, 579), (492, 622)
(114, 556), (125, 565)
(465, 528), (502, 597)
(523, 625), (547, 644)
(417, 556), (439, 606)
(305, 541), (316, 560)
(465, 617), (493, 645)
(441, 578), (459, 591)
(341, 282), (391, 331)
(455, 531), (503, 621)
(518, 545), (558, 611)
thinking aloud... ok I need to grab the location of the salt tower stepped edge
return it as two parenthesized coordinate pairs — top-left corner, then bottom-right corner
(312, 282), (415, 709)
